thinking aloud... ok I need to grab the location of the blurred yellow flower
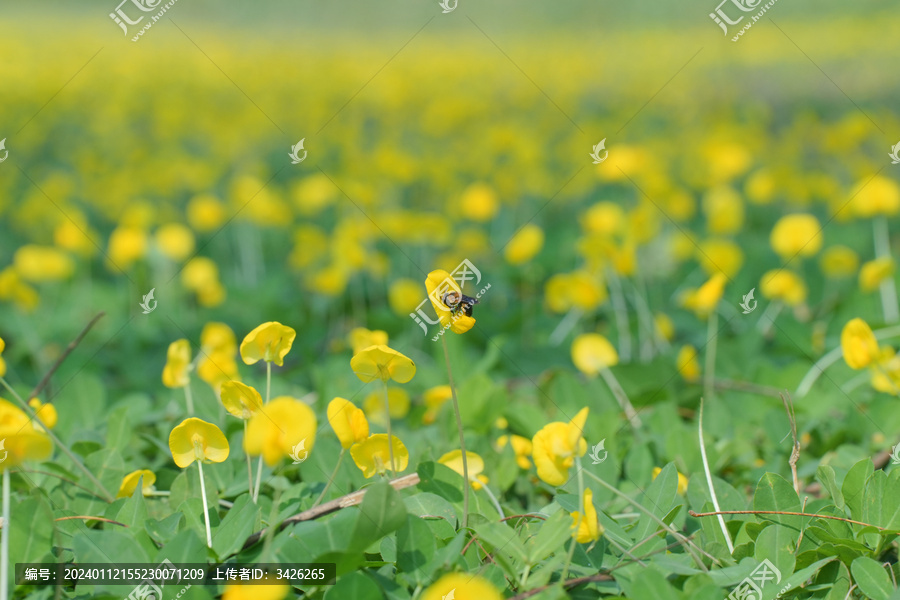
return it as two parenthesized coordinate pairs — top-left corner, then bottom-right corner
(107, 226), (147, 269)
(0, 337), (5, 377)
(459, 183), (499, 221)
(290, 174), (337, 216)
(745, 168), (776, 204)
(571, 334), (618, 376)
(28, 398), (57, 429)
(154, 223), (196, 261)
(697, 238), (744, 278)
(654, 313), (675, 342)
(532, 407), (589, 486)
(0, 398), (52, 468)
(439, 449), (489, 489)
(201, 322), (237, 354)
(168, 417), (230, 468)
(770, 214), (823, 260)
(425, 270), (476, 334)
(162, 339), (192, 388)
(421, 573), (502, 600)
(681, 273), (727, 318)
(871, 347), (900, 395)
(664, 189), (696, 221)
(222, 580), (290, 600)
(545, 271), (607, 313)
(496, 434), (533, 469)
(220, 381), (263, 420)
(245, 396), (317, 466)
(350, 433), (409, 478)
(13, 245), (74, 282)
(581, 202), (625, 235)
(308, 264), (349, 297)
(859, 257), (894, 292)
(676, 345), (700, 382)
(422, 385), (452, 424)
(327, 397), (369, 449)
(348, 327), (389, 355)
(197, 350), (240, 392)
(841, 318), (879, 370)
(117, 469), (156, 498)
(181, 257), (225, 307)
(570, 487), (603, 543)
(0, 267), (39, 312)
(187, 194), (227, 232)
(240, 321), (296, 366)
(652, 466), (689, 495)
(504, 224), (545, 265)
(363, 387), (410, 424)
(852, 175), (900, 218)
(819, 245), (859, 279)
(54, 218), (96, 256)
(351, 344), (416, 383)
(388, 278), (423, 316)
(702, 186), (744, 234)
(760, 270), (807, 306)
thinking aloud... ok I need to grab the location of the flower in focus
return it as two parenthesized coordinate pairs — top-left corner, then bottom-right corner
(28, 398), (57, 429)
(760, 270), (807, 306)
(348, 327), (388, 355)
(571, 334), (618, 376)
(162, 339), (192, 388)
(220, 381), (263, 420)
(13, 245), (75, 282)
(425, 270), (476, 334)
(504, 224), (545, 265)
(117, 469), (156, 498)
(350, 344), (416, 383)
(841, 318), (879, 370)
(570, 487), (603, 543)
(681, 272), (727, 318)
(652, 466), (689, 495)
(363, 387), (410, 424)
(820, 245), (859, 279)
(422, 385), (453, 424)
(388, 278), (423, 316)
(676, 345), (700, 382)
(770, 214), (823, 260)
(245, 396), (317, 466)
(859, 257), (895, 292)
(421, 573), (503, 600)
(852, 175), (900, 218)
(532, 407), (589, 486)
(327, 397), (369, 449)
(168, 417), (230, 468)
(0, 398), (52, 468)
(496, 434), (533, 469)
(438, 450), (489, 489)
(154, 223), (195, 261)
(240, 321), (297, 366)
(350, 433), (409, 478)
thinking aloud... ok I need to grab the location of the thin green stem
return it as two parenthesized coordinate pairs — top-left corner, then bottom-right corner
(253, 362), (273, 503)
(312, 449), (345, 508)
(197, 461), (212, 548)
(244, 420), (255, 504)
(479, 482), (505, 519)
(381, 381), (396, 473)
(0, 377), (114, 502)
(704, 311), (718, 404)
(599, 367), (641, 428)
(562, 456), (585, 580)
(441, 335), (469, 529)
(1, 469), (9, 600)
(184, 382), (195, 415)
(875, 216), (899, 324)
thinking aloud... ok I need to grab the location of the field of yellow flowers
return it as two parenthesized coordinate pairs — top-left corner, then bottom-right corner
(3, 3), (900, 599)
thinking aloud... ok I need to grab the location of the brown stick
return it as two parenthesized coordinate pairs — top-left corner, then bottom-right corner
(689, 510), (887, 530)
(29, 311), (105, 401)
(55, 516), (127, 527)
(241, 473), (420, 550)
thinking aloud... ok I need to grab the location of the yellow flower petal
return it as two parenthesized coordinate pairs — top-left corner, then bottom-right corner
(220, 381), (264, 420)
(244, 397), (317, 466)
(240, 322), (297, 366)
(327, 397), (369, 449)
(421, 573), (503, 600)
(117, 469), (156, 498)
(571, 334), (618, 376)
(162, 339), (192, 389)
(350, 433), (409, 478)
(841, 318), (879, 370)
(168, 417), (230, 468)
(350, 344), (416, 383)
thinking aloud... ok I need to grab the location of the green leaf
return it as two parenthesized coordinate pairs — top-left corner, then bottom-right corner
(864, 470), (900, 530)
(752, 473), (802, 532)
(472, 521), (528, 576)
(115, 475), (149, 529)
(851, 556), (894, 600)
(843, 458), (874, 521)
(352, 481), (407, 546)
(404, 492), (458, 526)
(526, 510), (572, 564)
(10, 489), (55, 563)
(816, 465), (845, 510)
(417, 462), (463, 503)
(759, 557), (835, 600)
(634, 463), (678, 541)
(154, 528), (207, 564)
(396, 515), (437, 584)
(212, 493), (261, 558)
(754, 524), (795, 582)
(628, 569), (683, 600)
(324, 572), (383, 600)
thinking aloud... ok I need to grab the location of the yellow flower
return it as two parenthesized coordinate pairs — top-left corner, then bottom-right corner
(220, 381), (263, 420)
(154, 223), (196, 261)
(681, 272), (727, 318)
(348, 327), (389, 355)
(654, 313), (675, 342)
(0, 268), (39, 312)
(222, 579), (290, 600)
(581, 201), (625, 235)
(350, 344), (416, 383)
(871, 347), (900, 395)
(327, 397), (369, 449)
(439, 450), (488, 489)
(532, 407), (589, 486)
(350, 433), (409, 478)
(770, 214), (823, 260)
(697, 238), (744, 278)
(841, 318), (879, 370)
(245, 397), (317, 466)
(240, 322), (297, 366)
(545, 271), (608, 313)
(504, 224), (545, 265)
(162, 339), (192, 388)
(425, 270), (476, 334)
(0, 336), (6, 377)
(364, 387), (410, 424)
(196, 349), (240, 392)
(571, 334), (618, 376)
(0, 398), (52, 468)
(508, 434), (533, 469)
(760, 270), (807, 306)
(820, 245), (859, 279)
(570, 488), (603, 543)
(859, 257), (895, 292)
(201, 322), (237, 354)
(117, 469), (156, 498)
(108, 226), (148, 269)
(421, 573), (503, 600)
(702, 186), (744, 235)
(422, 385), (452, 424)
(181, 257), (225, 307)
(852, 175), (900, 218)
(676, 345), (700, 382)
(13, 245), (75, 282)
(652, 467), (689, 496)
(28, 398), (57, 429)
(187, 194), (227, 232)
(388, 278), (423, 316)
(459, 183), (499, 221)
(168, 417), (230, 468)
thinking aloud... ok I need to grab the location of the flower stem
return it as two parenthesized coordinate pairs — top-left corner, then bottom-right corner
(479, 482), (505, 519)
(561, 456), (585, 580)
(698, 398), (733, 553)
(599, 367), (641, 428)
(312, 449), (345, 508)
(607, 268), (632, 362)
(244, 420), (255, 504)
(875, 216), (899, 323)
(252, 362), (273, 503)
(197, 461), (213, 548)
(1, 469), (9, 600)
(704, 311), (718, 404)
(184, 382), (195, 416)
(440, 335), (469, 529)
(381, 381), (396, 473)
(0, 377), (114, 502)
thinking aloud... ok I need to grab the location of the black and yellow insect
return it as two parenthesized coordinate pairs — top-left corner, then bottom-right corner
(442, 290), (478, 317)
